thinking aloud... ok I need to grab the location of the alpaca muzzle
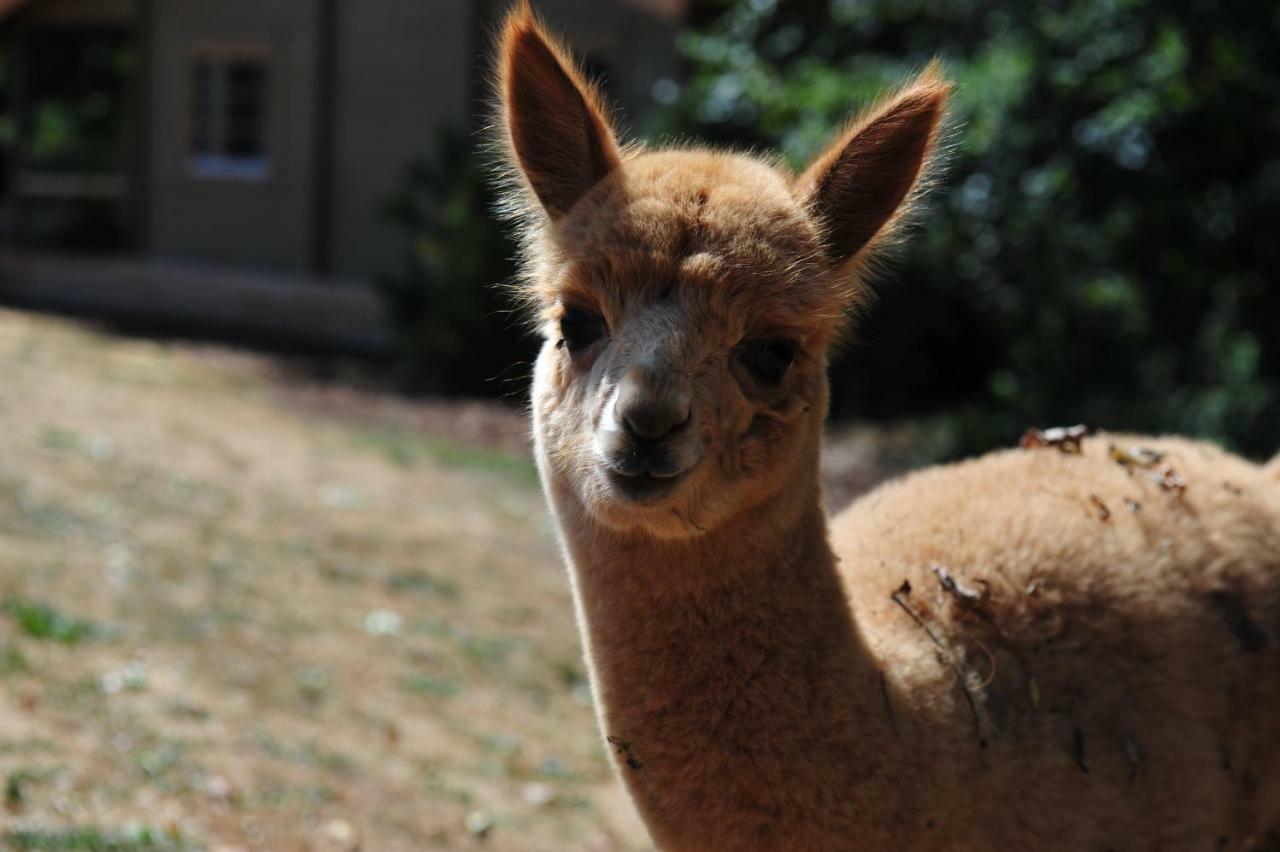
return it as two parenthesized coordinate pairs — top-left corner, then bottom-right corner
(595, 367), (702, 503)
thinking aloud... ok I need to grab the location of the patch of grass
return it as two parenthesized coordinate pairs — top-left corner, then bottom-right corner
(7, 771), (26, 810)
(552, 660), (587, 691)
(6, 767), (62, 811)
(360, 430), (538, 485)
(250, 732), (356, 776)
(40, 425), (114, 461)
(0, 642), (32, 675)
(24, 503), (87, 536)
(40, 425), (83, 453)
(165, 701), (210, 722)
(426, 441), (538, 485)
(4, 825), (191, 851)
(134, 741), (186, 781)
(295, 666), (331, 704)
(53, 677), (110, 713)
(0, 739), (59, 756)
(413, 617), (453, 639)
(302, 784), (337, 805)
(0, 482), (94, 538)
(459, 633), (521, 668)
(0, 475), (101, 539)
(535, 755), (586, 783)
(385, 569), (459, 599)
(401, 674), (462, 699)
(1, 600), (102, 645)
(125, 465), (240, 519)
(424, 767), (476, 807)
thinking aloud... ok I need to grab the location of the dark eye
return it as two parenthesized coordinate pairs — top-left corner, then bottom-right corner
(738, 339), (796, 384)
(560, 307), (606, 353)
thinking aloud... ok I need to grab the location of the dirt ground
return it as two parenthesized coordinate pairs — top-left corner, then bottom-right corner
(0, 309), (904, 851)
(0, 309), (654, 851)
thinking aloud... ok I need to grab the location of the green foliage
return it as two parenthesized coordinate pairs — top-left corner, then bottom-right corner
(22, 31), (134, 173)
(653, 0), (1280, 458)
(2, 599), (101, 645)
(379, 133), (532, 396)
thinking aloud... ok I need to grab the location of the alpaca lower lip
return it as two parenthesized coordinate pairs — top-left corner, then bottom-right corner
(604, 468), (688, 503)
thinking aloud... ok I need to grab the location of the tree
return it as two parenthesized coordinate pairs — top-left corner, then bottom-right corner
(651, 0), (1280, 459)
(379, 132), (530, 397)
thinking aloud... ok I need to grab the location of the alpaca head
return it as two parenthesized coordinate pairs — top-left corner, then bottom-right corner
(497, 5), (949, 539)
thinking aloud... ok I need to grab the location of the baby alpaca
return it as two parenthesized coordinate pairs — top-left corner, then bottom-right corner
(495, 5), (1280, 850)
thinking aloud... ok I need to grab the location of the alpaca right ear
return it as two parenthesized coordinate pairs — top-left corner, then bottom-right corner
(498, 4), (621, 218)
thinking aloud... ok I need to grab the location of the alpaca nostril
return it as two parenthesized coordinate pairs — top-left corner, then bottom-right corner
(621, 402), (691, 443)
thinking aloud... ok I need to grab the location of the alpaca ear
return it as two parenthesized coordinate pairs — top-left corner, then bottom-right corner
(498, 4), (621, 218)
(797, 62), (951, 265)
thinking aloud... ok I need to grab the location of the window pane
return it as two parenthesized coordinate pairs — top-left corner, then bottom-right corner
(224, 62), (266, 157)
(191, 61), (215, 156)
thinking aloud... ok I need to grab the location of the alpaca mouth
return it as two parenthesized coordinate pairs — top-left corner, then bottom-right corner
(603, 465), (691, 504)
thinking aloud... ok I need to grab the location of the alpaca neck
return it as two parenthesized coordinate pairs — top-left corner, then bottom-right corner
(549, 452), (890, 846)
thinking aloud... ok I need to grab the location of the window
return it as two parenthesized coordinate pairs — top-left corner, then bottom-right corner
(189, 49), (269, 180)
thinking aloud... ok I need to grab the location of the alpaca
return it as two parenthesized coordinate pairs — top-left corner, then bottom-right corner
(495, 6), (1280, 850)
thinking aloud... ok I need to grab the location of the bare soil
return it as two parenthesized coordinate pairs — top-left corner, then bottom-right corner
(0, 309), (645, 851)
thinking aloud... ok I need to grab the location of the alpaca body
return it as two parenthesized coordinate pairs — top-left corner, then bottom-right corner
(540, 422), (1280, 851)
(496, 6), (1279, 848)
(833, 435), (1280, 850)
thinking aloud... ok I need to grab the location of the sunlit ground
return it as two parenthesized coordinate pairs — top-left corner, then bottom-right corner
(0, 308), (649, 851)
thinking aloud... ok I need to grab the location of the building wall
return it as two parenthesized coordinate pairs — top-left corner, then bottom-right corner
(146, 0), (317, 270)
(140, 0), (676, 278)
(327, 1), (676, 280)
(328, 1), (472, 278)
(21, 0), (131, 24)
(537, 0), (679, 123)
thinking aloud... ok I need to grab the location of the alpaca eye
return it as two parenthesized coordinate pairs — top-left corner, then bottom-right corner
(560, 307), (606, 353)
(738, 339), (796, 384)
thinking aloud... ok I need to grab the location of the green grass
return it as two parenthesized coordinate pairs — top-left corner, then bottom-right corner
(385, 569), (459, 599)
(7, 771), (27, 810)
(5, 767), (63, 812)
(459, 633), (521, 668)
(133, 741), (186, 781)
(39, 425), (115, 461)
(0, 479), (95, 538)
(359, 429), (538, 485)
(2, 599), (103, 645)
(401, 674), (463, 698)
(0, 642), (32, 675)
(3, 826), (192, 851)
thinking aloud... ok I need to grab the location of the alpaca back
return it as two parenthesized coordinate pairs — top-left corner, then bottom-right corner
(829, 435), (1280, 848)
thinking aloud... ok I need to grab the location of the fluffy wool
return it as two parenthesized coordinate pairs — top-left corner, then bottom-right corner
(494, 4), (1280, 850)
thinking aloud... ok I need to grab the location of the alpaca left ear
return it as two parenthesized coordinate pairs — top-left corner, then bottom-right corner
(796, 62), (951, 266)
(498, 3), (621, 218)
